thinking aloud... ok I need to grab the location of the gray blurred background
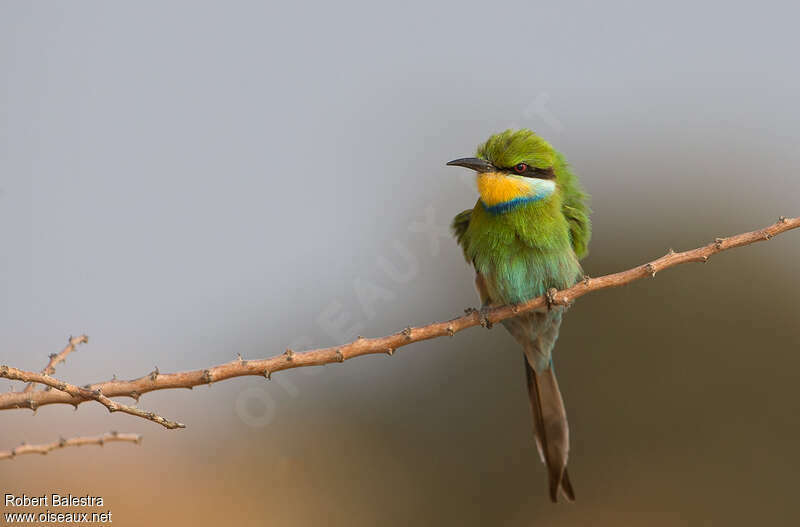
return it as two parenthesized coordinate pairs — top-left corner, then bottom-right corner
(1, 1), (799, 525)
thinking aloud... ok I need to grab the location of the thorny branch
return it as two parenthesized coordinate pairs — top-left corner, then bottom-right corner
(0, 365), (184, 429)
(0, 216), (797, 429)
(0, 431), (141, 460)
(23, 334), (88, 393)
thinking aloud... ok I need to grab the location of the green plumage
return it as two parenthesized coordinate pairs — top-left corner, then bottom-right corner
(449, 129), (591, 503)
(452, 130), (591, 299)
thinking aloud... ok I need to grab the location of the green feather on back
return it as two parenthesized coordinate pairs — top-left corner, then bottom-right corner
(553, 151), (591, 259)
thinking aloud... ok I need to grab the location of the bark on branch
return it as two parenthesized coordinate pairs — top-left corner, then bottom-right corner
(23, 334), (88, 393)
(0, 216), (797, 429)
(0, 431), (141, 460)
(0, 365), (184, 429)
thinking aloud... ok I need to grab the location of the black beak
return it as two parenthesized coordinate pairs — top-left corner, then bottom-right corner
(446, 157), (494, 173)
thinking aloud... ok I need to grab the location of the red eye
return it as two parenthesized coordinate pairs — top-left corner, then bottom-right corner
(514, 163), (528, 173)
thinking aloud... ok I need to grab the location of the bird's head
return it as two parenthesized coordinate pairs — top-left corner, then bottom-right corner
(447, 129), (559, 213)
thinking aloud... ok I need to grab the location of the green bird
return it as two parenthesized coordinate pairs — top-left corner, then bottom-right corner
(448, 129), (591, 502)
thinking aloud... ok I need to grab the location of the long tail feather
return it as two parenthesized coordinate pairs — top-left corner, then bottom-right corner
(525, 357), (574, 502)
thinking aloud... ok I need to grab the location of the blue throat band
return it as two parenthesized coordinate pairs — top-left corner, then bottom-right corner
(480, 195), (544, 214)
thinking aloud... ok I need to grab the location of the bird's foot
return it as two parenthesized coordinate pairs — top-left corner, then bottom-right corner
(545, 288), (558, 311)
(479, 306), (494, 329)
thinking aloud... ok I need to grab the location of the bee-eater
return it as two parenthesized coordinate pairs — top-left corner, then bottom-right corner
(448, 129), (591, 502)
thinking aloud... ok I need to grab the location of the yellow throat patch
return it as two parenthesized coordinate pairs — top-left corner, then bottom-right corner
(477, 172), (531, 206)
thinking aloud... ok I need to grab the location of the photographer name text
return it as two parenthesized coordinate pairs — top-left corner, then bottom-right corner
(4, 494), (104, 507)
